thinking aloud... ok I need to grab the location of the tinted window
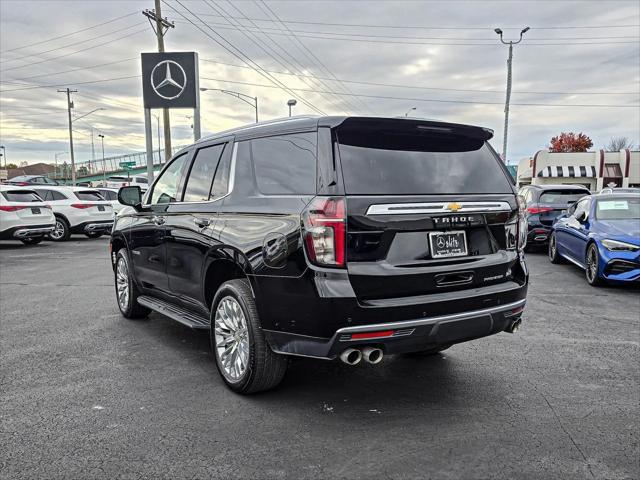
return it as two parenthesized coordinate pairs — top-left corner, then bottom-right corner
(35, 189), (52, 201)
(183, 144), (225, 202)
(1, 191), (42, 202)
(99, 190), (116, 200)
(210, 144), (233, 198)
(75, 191), (104, 201)
(539, 190), (589, 205)
(135, 177), (148, 184)
(151, 153), (189, 204)
(251, 133), (317, 195)
(337, 129), (512, 195)
(51, 191), (67, 200)
(595, 197), (640, 220)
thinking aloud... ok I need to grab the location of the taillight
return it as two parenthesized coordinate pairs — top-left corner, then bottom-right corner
(527, 206), (553, 214)
(517, 195), (527, 251)
(70, 203), (95, 209)
(0, 205), (29, 212)
(302, 196), (346, 267)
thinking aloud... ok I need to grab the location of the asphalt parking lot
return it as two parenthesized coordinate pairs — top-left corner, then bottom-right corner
(1, 238), (638, 480)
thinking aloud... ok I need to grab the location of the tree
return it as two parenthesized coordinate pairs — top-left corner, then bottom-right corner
(549, 132), (593, 153)
(605, 136), (635, 151)
(5, 163), (18, 169)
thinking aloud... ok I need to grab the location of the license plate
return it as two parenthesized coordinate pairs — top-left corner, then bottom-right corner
(429, 230), (468, 258)
(98, 205), (105, 211)
(31, 207), (41, 214)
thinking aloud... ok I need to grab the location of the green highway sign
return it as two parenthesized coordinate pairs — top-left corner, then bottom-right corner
(119, 161), (136, 168)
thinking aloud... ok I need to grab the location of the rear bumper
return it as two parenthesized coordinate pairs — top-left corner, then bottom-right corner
(264, 298), (526, 360)
(70, 220), (114, 234)
(255, 253), (529, 359)
(0, 224), (55, 240)
(526, 223), (551, 244)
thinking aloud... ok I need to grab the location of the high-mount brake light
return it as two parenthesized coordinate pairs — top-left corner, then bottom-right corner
(302, 196), (346, 267)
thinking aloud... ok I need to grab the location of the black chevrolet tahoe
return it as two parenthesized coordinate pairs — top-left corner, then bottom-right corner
(111, 116), (529, 394)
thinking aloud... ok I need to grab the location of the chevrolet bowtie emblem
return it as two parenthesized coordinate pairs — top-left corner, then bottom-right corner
(447, 202), (462, 212)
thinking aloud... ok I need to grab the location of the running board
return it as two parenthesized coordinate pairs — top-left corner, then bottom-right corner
(137, 296), (210, 330)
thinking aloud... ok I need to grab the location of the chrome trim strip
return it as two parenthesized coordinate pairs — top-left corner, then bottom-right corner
(335, 299), (526, 335)
(13, 227), (55, 238)
(560, 252), (585, 269)
(366, 201), (512, 215)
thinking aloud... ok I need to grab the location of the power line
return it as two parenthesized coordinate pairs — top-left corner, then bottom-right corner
(255, 0), (372, 114)
(199, 75), (640, 108)
(0, 75), (141, 93)
(0, 11), (139, 54)
(165, 0), (327, 115)
(213, 0), (359, 114)
(200, 57), (639, 96)
(7, 58), (138, 82)
(188, 12), (640, 31)
(0, 23), (145, 65)
(171, 20), (640, 46)
(0, 29), (147, 73)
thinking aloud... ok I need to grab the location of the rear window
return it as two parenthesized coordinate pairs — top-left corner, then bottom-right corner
(108, 176), (127, 181)
(75, 191), (104, 201)
(135, 177), (148, 184)
(1, 191), (42, 202)
(595, 197), (640, 220)
(336, 128), (512, 195)
(539, 190), (588, 205)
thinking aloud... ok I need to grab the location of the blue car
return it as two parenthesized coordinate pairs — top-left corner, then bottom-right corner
(548, 194), (640, 286)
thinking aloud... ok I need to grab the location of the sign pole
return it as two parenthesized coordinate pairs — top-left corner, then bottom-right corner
(144, 108), (155, 183)
(193, 107), (201, 141)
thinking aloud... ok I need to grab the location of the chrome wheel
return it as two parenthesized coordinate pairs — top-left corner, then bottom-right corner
(214, 296), (250, 382)
(116, 257), (130, 310)
(49, 220), (65, 240)
(586, 245), (598, 283)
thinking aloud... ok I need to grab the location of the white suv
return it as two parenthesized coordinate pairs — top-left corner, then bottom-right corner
(29, 186), (114, 241)
(105, 174), (148, 192)
(0, 185), (55, 245)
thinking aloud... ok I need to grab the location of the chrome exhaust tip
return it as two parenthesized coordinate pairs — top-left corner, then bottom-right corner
(361, 346), (384, 364)
(340, 348), (362, 365)
(507, 318), (522, 334)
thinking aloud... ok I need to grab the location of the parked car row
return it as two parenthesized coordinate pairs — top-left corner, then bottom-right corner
(0, 184), (132, 244)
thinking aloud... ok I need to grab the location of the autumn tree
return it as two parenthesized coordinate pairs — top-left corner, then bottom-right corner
(549, 132), (593, 153)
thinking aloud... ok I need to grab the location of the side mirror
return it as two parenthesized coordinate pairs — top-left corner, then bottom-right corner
(575, 210), (586, 223)
(118, 186), (143, 211)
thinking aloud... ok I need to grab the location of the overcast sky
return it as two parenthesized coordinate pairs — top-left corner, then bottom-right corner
(1, 0), (638, 168)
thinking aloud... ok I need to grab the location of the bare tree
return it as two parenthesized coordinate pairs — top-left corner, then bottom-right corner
(605, 136), (635, 151)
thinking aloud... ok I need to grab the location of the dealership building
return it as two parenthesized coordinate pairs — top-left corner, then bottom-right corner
(516, 149), (640, 191)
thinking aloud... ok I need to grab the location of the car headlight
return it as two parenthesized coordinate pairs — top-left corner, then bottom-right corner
(601, 239), (640, 252)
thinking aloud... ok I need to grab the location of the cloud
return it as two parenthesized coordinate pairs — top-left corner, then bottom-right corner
(0, 0), (638, 167)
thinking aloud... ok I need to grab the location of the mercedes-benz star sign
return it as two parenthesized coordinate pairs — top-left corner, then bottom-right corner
(151, 60), (187, 100)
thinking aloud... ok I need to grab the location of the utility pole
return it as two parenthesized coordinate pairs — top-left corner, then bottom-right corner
(494, 27), (529, 164)
(143, 0), (174, 163)
(98, 134), (106, 187)
(58, 88), (78, 185)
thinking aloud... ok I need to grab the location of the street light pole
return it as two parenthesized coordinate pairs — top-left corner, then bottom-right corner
(0, 146), (5, 168)
(200, 88), (259, 123)
(287, 99), (297, 117)
(98, 134), (106, 187)
(58, 88), (77, 185)
(495, 27), (529, 164)
(54, 152), (67, 181)
(404, 107), (416, 117)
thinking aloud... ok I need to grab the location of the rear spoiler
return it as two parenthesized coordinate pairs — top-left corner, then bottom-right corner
(319, 116), (494, 142)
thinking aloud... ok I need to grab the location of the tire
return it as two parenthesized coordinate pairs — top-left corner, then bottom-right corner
(115, 249), (150, 319)
(585, 243), (604, 287)
(85, 232), (103, 239)
(48, 216), (70, 242)
(548, 232), (564, 264)
(210, 279), (287, 394)
(407, 345), (451, 357)
(21, 236), (43, 245)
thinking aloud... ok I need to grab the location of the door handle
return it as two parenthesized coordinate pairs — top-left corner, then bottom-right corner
(194, 217), (211, 228)
(152, 216), (166, 226)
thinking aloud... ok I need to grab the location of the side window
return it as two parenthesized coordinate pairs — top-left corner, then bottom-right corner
(37, 189), (52, 201)
(210, 143), (233, 199)
(183, 143), (225, 202)
(150, 153), (189, 204)
(250, 132), (317, 195)
(51, 191), (67, 200)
